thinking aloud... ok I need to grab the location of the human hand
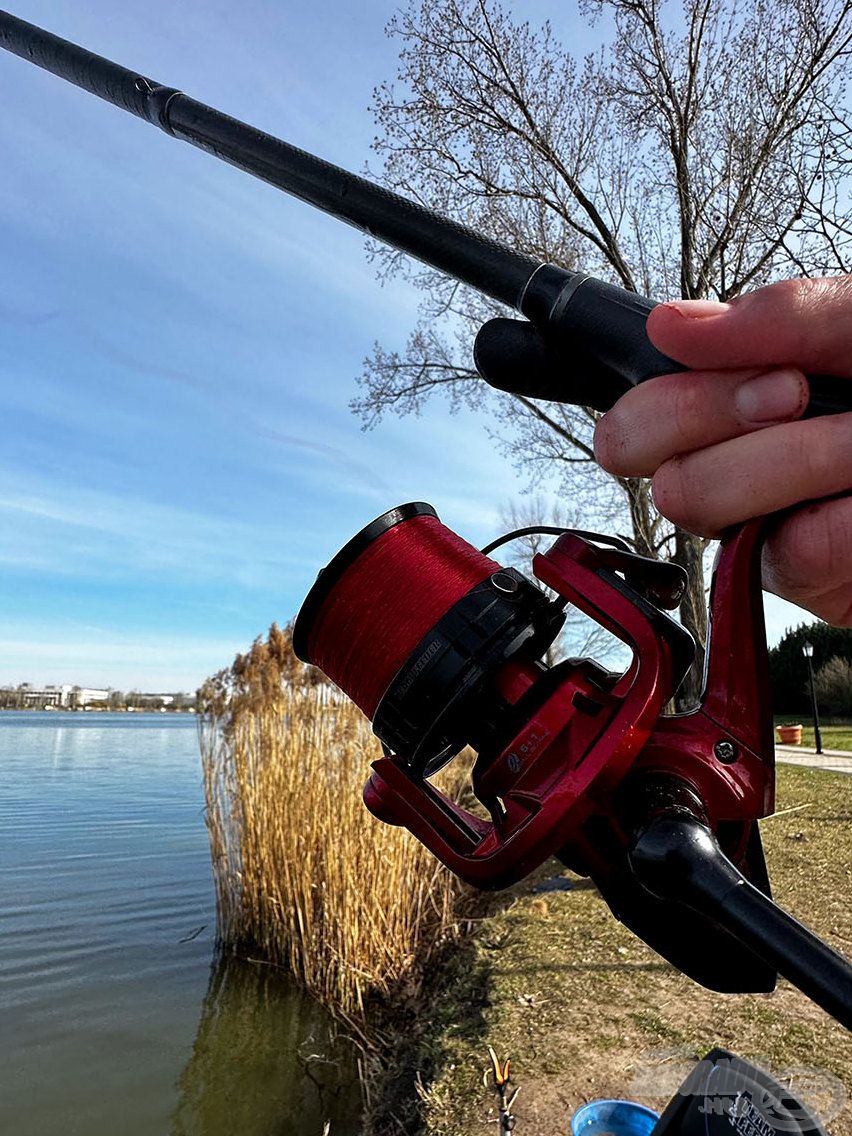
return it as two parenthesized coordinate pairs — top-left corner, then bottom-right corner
(593, 276), (852, 627)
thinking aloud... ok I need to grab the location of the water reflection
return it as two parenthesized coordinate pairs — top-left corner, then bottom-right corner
(172, 953), (363, 1136)
(0, 712), (364, 1136)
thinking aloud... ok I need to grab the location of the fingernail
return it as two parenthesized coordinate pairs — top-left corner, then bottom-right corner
(661, 299), (731, 320)
(735, 369), (807, 423)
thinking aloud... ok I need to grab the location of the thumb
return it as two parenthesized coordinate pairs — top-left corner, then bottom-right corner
(646, 275), (852, 375)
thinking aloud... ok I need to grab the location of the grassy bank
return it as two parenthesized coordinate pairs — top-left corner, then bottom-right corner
(197, 636), (851, 1133)
(372, 765), (852, 1135)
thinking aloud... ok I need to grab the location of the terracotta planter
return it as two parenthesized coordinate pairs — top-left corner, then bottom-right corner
(776, 724), (803, 745)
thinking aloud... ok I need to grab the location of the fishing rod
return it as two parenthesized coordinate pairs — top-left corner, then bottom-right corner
(2, 7), (851, 1054)
(0, 8), (849, 418)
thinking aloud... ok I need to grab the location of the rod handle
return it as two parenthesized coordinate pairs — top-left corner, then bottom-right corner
(518, 266), (852, 416)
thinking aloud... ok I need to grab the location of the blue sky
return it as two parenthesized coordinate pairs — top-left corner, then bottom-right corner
(1, 1), (807, 690)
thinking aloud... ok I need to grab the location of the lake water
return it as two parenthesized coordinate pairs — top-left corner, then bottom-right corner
(0, 711), (362, 1136)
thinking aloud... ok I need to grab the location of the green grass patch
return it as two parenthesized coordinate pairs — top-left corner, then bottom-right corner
(368, 766), (852, 1135)
(800, 724), (852, 750)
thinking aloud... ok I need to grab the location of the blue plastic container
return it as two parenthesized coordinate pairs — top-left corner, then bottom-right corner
(570, 1098), (660, 1136)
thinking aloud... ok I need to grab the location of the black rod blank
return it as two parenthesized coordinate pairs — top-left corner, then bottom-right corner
(2, 8), (849, 418)
(0, 8), (542, 311)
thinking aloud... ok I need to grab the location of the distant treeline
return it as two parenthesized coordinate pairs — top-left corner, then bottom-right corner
(768, 621), (852, 717)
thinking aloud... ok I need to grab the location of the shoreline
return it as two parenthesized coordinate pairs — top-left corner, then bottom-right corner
(0, 706), (196, 713)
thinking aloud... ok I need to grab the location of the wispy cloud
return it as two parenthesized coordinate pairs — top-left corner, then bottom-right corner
(0, 472), (318, 587)
(0, 629), (244, 690)
(0, 301), (61, 326)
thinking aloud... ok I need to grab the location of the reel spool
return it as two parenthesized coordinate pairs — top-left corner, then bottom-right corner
(293, 503), (564, 776)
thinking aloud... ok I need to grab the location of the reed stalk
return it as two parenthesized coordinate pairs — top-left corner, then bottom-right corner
(197, 624), (472, 1020)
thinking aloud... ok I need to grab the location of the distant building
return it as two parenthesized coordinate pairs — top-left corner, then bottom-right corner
(1, 684), (194, 710)
(125, 692), (176, 708)
(72, 687), (110, 707)
(19, 685), (109, 708)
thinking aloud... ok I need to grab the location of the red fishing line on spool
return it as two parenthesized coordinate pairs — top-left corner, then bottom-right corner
(304, 511), (500, 718)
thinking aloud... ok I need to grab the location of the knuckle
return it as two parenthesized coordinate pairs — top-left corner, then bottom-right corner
(770, 276), (817, 311)
(776, 511), (829, 588)
(668, 376), (708, 448)
(769, 500), (852, 594)
(753, 275), (852, 363)
(652, 456), (710, 533)
(827, 414), (852, 484)
(746, 277), (822, 348)
(805, 502), (852, 582)
(795, 416), (852, 490)
(757, 276), (832, 320)
(788, 426), (822, 485)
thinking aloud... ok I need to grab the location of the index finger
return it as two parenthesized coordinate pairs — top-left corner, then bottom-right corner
(646, 275), (852, 376)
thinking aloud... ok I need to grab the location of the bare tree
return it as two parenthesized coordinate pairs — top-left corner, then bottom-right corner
(353, 0), (852, 705)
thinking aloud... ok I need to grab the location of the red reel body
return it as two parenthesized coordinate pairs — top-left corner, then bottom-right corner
(294, 504), (779, 993)
(362, 521), (773, 891)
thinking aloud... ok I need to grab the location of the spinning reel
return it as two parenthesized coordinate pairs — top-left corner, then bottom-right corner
(294, 503), (852, 1031)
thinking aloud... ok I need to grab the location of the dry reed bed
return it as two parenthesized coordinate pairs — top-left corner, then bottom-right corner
(197, 625), (472, 1020)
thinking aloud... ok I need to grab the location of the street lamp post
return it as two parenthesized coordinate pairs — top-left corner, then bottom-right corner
(802, 641), (823, 755)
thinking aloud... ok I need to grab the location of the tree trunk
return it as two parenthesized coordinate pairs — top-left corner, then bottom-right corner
(671, 528), (708, 710)
(624, 477), (657, 559)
